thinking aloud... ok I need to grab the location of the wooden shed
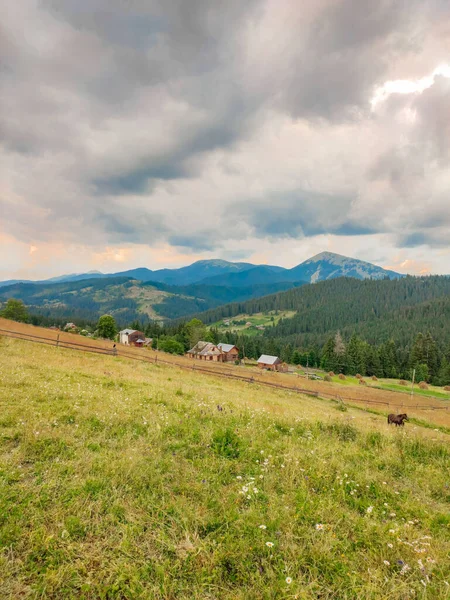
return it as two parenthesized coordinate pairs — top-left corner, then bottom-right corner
(257, 354), (288, 372)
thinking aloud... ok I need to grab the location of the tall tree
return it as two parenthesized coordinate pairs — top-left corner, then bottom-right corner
(97, 315), (117, 340)
(0, 299), (29, 323)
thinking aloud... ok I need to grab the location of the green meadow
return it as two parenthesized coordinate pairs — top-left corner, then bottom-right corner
(0, 336), (449, 599)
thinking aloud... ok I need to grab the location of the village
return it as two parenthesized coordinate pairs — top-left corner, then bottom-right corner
(118, 327), (289, 372)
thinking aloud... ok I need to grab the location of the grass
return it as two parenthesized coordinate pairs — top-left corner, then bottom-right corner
(212, 311), (296, 336)
(0, 336), (449, 599)
(328, 375), (450, 400)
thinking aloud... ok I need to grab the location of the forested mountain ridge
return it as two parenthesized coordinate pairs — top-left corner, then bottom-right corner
(195, 275), (450, 347)
(0, 276), (301, 324)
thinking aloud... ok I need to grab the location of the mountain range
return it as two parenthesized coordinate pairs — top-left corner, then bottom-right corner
(0, 252), (406, 324)
(0, 252), (402, 289)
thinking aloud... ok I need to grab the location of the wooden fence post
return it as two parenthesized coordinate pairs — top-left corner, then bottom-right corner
(56, 334), (60, 348)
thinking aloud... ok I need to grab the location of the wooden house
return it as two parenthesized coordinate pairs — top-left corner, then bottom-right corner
(257, 354), (288, 372)
(217, 343), (239, 362)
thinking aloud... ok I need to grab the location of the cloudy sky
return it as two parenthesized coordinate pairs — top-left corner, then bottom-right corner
(2, 0), (450, 280)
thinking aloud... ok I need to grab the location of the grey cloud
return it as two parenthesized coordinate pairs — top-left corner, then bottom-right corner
(271, 0), (426, 120)
(168, 232), (220, 252)
(229, 191), (379, 240)
(1, 0), (450, 255)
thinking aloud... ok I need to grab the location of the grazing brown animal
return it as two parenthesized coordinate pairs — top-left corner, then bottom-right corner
(387, 413), (408, 426)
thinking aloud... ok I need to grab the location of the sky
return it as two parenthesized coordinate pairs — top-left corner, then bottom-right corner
(1, 0), (450, 280)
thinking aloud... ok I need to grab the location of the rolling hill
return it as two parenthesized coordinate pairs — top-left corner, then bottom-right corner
(0, 276), (302, 324)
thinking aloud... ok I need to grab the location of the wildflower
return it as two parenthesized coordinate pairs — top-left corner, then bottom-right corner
(399, 564), (411, 575)
(286, 577), (292, 584)
(247, 495), (251, 500)
(253, 488), (258, 493)
(315, 523), (325, 531)
(420, 580), (427, 587)
(383, 560), (390, 566)
(266, 541), (274, 547)
(389, 512), (396, 517)
(387, 543), (393, 549)
(259, 525), (267, 530)
(366, 506), (374, 514)
(426, 557), (435, 564)
(389, 529), (396, 534)
(236, 476), (242, 480)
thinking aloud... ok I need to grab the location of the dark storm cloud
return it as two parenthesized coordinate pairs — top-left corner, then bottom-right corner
(270, 0), (425, 120)
(230, 191), (379, 240)
(168, 232), (219, 252)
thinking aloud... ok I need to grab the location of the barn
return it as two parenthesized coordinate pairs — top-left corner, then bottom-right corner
(257, 354), (288, 372)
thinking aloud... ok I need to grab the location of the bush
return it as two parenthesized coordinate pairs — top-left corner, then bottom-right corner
(211, 428), (241, 459)
(158, 337), (185, 355)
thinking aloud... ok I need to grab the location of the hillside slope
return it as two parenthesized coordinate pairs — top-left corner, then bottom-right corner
(197, 275), (450, 347)
(0, 276), (300, 324)
(0, 335), (448, 599)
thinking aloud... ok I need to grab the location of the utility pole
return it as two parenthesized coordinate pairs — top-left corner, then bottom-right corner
(410, 368), (416, 400)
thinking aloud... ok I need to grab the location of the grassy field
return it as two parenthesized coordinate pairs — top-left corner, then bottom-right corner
(0, 336), (449, 599)
(325, 374), (450, 400)
(213, 311), (296, 336)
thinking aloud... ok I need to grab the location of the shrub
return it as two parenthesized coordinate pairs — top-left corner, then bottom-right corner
(211, 428), (240, 459)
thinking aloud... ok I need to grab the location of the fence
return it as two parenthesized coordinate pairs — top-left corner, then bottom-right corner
(1, 326), (448, 414)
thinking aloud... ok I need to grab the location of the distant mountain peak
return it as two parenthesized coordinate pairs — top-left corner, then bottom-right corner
(289, 251), (402, 283)
(306, 251), (349, 265)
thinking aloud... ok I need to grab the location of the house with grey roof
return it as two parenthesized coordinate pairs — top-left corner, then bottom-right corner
(257, 354), (288, 372)
(217, 343), (239, 362)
